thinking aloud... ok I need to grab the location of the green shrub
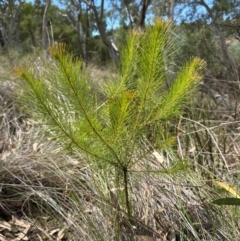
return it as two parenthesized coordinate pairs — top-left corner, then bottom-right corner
(15, 18), (205, 219)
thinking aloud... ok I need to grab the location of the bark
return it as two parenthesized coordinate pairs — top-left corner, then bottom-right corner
(28, 26), (36, 47)
(139, 0), (150, 28)
(8, 0), (23, 48)
(15, 10), (20, 47)
(77, 10), (84, 57)
(60, 0), (85, 58)
(169, 0), (175, 21)
(0, 27), (4, 47)
(42, 0), (51, 50)
(123, 0), (134, 28)
(83, 0), (120, 65)
(84, 7), (90, 64)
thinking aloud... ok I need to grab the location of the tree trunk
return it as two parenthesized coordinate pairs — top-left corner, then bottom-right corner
(28, 26), (36, 47)
(84, 6), (90, 64)
(77, 6), (83, 58)
(83, 0), (120, 65)
(42, 0), (51, 50)
(169, 0), (175, 21)
(139, 0), (150, 28)
(8, 0), (23, 48)
(199, 0), (236, 81)
(0, 26), (5, 48)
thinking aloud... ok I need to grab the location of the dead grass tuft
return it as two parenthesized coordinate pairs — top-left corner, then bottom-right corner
(1, 63), (240, 240)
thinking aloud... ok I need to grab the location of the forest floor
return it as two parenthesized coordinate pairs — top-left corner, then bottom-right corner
(1, 56), (240, 241)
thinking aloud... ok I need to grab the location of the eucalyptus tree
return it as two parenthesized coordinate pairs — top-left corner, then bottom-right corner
(58, 0), (154, 65)
(109, 0), (152, 29)
(176, 0), (240, 81)
(0, 26), (4, 47)
(42, 0), (51, 50)
(0, 0), (24, 49)
(83, 0), (120, 64)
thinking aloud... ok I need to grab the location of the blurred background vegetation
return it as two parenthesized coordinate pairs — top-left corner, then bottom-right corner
(1, 0), (240, 106)
(0, 0), (239, 71)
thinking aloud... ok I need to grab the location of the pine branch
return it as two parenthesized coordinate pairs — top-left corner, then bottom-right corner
(15, 19), (206, 220)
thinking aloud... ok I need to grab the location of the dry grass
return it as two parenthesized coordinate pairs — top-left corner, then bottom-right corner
(1, 58), (240, 240)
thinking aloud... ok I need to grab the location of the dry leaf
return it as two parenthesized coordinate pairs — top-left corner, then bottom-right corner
(36, 234), (43, 241)
(33, 143), (39, 152)
(0, 221), (11, 231)
(152, 150), (165, 164)
(1, 150), (11, 160)
(49, 228), (60, 236)
(56, 228), (65, 241)
(10, 216), (31, 241)
(213, 181), (240, 198)
(0, 235), (8, 241)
